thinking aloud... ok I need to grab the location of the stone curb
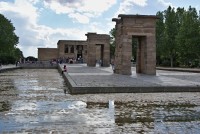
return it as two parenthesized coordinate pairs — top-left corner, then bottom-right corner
(156, 67), (200, 73)
(0, 67), (21, 73)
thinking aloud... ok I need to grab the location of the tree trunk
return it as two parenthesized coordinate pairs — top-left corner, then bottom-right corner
(199, 58), (200, 68)
(170, 55), (173, 67)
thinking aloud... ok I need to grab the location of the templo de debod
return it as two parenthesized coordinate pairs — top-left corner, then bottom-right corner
(38, 14), (158, 75)
(38, 33), (110, 67)
(112, 14), (158, 75)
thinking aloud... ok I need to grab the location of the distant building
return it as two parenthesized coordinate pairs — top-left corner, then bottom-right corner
(38, 33), (110, 66)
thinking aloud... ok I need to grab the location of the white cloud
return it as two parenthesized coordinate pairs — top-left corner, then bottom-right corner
(68, 13), (90, 24)
(43, 0), (117, 24)
(114, 0), (147, 18)
(43, 1), (75, 14)
(132, 0), (148, 7)
(0, 0), (39, 24)
(157, 0), (172, 7)
(28, 0), (40, 4)
(78, 0), (117, 15)
(89, 22), (108, 34)
(0, 0), (89, 57)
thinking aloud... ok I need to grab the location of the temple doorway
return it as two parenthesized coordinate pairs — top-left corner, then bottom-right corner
(112, 14), (158, 75)
(86, 33), (110, 67)
(96, 44), (104, 66)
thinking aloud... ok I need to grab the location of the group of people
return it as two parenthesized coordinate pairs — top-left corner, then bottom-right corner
(50, 56), (83, 65)
(61, 58), (116, 74)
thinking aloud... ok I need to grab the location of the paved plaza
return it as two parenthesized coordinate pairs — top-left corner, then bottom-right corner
(60, 64), (200, 94)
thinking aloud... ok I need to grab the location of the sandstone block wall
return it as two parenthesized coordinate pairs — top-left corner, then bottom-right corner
(38, 48), (58, 61)
(57, 40), (87, 62)
(86, 33), (110, 67)
(113, 15), (158, 75)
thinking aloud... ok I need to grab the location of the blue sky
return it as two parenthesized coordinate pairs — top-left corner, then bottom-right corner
(0, 0), (199, 57)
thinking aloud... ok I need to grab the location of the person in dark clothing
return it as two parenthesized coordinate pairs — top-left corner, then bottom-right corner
(15, 61), (19, 67)
(62, 65), (67, 74)
(0, 61), (2, 69)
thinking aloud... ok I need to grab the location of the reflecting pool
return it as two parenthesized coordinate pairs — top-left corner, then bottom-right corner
(0, 69), (200, 133)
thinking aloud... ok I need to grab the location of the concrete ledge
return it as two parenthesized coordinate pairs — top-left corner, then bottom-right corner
(69, 86), (200, 95)
(59, 64), (200, 94)
(63, 80), (200, 94)
(0, 67), (21, 73)
(21, 66), (57, 69)
(156, 67), (200, 73)
(19, 63), (58, 69)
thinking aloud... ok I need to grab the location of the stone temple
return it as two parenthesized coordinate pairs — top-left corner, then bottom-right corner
(38, 14), (158, 75)
(38, 33), (110, 67)
(112, 14), (158, 75)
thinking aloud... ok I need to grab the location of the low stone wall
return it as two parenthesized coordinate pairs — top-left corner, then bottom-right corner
(58, 64), (74, 93)
(0, 67), (21, 73)
(19, 62), (58, 69)
(156, 67), (200, 73)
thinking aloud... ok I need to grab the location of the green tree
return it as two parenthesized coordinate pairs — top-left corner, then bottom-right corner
(0, 14), (23, 64)
(156, 6), (200, 67)
(131, 37), (137, 62)
(164, 6), (178, 67)
(176, 6), (200, 67)
(109, 28), (116, 58)
(156, 11), (165, 65)
(14, 48), (23, 60)
(26, 56), (37, 62)
(174, 7), (185, 66)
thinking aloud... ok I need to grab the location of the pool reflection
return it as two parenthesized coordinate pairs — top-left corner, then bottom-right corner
(1, 69), (200, 133)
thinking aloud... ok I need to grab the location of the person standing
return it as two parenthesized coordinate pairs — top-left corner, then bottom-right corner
(0, 61), (2, 69)
(15, 61), (18, 67)
(111, 59), (115, 71)
(62, 65), (67, 74)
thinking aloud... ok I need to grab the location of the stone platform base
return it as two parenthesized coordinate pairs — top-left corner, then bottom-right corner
(58, 64), (200, 94)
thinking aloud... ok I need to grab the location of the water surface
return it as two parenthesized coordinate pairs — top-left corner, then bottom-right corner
(0, 69), (200, 133)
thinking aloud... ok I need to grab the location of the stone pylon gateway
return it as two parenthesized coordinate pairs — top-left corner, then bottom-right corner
(112, 14), (158, 75)
(86, 33), (110, 67)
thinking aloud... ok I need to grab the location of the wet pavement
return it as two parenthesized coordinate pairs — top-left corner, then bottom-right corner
(0, 69), (200, 133)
